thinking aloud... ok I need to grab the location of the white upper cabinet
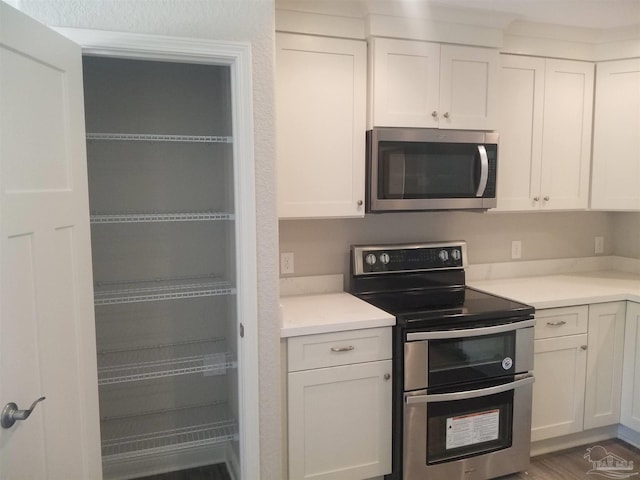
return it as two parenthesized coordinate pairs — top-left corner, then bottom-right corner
(369, 38), (498, 130)
(276, 32), (366, 219)
(591, 59), (640, 211)
(497, 55), (594, 211)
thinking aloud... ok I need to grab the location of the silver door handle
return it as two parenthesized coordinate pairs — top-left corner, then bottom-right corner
(1, 396), (46, 428)
(405, 374), (534, 404)
(546, 320), (567, 327)
(406, 319), (535, 341)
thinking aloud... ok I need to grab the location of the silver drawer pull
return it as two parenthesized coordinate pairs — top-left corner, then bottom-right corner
(330, 346), (355, 353)
(546, 320), (567, 327)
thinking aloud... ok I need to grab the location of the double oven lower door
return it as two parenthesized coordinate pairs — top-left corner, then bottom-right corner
(402, 318), (535, 480)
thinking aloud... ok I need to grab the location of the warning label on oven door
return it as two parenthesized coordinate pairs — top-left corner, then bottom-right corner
(446, 409), (500, 450)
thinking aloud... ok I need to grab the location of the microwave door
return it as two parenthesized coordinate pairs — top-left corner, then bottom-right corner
(476, 145), (489, 197)
(385, 150), (406, 198)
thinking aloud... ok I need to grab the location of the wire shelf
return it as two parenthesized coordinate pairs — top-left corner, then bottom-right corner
(90, 211), (235, 224)
(97, 338), (235, 385)
(101, 402), (237, 463)
(86, 133), (233, 143)
(94, 275), (235, 306)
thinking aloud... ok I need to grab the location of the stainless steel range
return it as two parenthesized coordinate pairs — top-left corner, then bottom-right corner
(349, 241), (535, 480)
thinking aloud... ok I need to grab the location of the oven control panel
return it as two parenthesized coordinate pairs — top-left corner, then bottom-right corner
(353, 241), (467, 275)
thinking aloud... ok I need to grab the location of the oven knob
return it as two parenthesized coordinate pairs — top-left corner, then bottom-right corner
(379, 253), (390, 265)
(365, 253), (377, 266)
(438, 249), (449, 262)
(451, 249), (461, 261)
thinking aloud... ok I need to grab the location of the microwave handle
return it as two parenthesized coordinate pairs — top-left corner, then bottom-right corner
(476, 145), (489, 197)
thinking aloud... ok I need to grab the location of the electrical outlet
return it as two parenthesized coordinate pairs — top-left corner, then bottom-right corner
(280, 252), (294, 275)
(595, 236), (604, 255)
(511, 240), (522, 260)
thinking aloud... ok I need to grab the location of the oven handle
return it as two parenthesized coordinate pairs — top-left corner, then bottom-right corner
(405, 373), (535, 405)
(406, 318), (535, 341)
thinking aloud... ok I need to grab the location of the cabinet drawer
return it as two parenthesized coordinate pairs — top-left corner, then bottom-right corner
(288, 327), (392, 372)
(535, 306), (588, 339)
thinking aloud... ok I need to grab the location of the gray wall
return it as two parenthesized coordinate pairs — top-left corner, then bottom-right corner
(612, 212), (640, 259)
(279, 211), (616, 278)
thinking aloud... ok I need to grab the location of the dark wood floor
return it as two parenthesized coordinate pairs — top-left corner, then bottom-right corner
(133, 439), (639, 480)
(135, 463), (231, 480)
(500, 438), (640, 479)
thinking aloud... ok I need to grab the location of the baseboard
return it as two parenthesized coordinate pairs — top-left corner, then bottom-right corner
(618, 424), (640, 449)
(530, 426), (618, 456)
(530, 424), (640, 457)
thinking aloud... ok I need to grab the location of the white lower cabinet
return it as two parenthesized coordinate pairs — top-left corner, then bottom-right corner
(287, 328), (392, 480)
(584, 302), (626, 429)
(532, 307), (588, 442)
(531, 303), (626, 442)
(621, 302), (640, 431)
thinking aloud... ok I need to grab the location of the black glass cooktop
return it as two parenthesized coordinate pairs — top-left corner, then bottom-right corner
(355, 286), (534, 328)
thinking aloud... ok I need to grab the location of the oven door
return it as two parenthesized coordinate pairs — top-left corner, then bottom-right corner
(405, 319), (535, 390)
(403, 373), (534, 480)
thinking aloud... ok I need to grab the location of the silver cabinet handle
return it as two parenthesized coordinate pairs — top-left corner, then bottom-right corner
(546, 320), (567, 327)
(330, 346), (355, 353)
(581, 345), (588, 351)
(544, 195), (550, 201)
(357, 200), (363, 207)
(431, 111), (438, 118)
(384, 373), (391, 381)
(533, 196), (540, 202)
(1, 397), (46, 429)
(443, 112), (450, 119)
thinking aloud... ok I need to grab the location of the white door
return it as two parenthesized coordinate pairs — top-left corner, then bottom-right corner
(0, 3), (102, 479)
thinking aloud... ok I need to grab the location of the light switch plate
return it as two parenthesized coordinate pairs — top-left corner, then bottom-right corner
(511, 240), (522, 260)
(595, 236), (604, 255)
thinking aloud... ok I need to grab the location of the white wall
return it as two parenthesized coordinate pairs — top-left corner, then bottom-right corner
(11, 1), (281, 479)
(279, 211), (615, 278)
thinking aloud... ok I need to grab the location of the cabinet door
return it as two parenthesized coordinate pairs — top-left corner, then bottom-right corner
(496, 55), (545, 211)
(584, 302), (626, 429)
(276, 33), (366, 218)
(539, 59), (594, 210)
(531, 334), (587, 442)
(622, 302), (640, 431)
(369, 37), (440, 128)
(288, 360), (392, 480)
(439, 44), (499, 130)
(591, 59), (640, 210)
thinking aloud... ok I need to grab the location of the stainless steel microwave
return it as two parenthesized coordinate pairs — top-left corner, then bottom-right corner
(366, 128), (498, 212)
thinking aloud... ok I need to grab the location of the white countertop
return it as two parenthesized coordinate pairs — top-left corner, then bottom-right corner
(469, 270), (640, 309)
(280, 292), (395, 338)
(280, 267), (640, 338)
